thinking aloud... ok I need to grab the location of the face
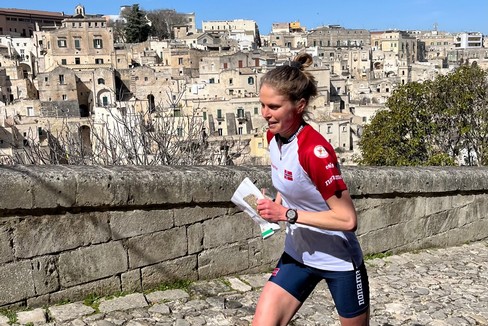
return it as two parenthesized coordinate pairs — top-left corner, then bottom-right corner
(260, 84), (305, 138)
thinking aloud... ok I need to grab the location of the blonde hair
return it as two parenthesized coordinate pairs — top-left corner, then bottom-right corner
(260, 53), (318, 105)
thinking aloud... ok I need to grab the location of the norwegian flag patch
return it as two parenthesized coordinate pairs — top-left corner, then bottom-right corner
(272, 268), (280, 276)
(284, 169), (293, 181)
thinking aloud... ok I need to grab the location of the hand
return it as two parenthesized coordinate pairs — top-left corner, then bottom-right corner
(256, 197), (287, 223)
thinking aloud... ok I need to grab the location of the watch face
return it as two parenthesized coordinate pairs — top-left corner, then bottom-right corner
(286, 209), (297, 223)
(286, 209), (296, 218)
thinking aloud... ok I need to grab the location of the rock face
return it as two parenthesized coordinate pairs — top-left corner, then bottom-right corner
(0, 165), (488, 308)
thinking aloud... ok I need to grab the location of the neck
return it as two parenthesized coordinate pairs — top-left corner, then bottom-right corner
(277, 121), (305, 144)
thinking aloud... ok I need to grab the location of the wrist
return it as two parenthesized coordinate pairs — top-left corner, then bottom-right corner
(285, 208), (298, 224)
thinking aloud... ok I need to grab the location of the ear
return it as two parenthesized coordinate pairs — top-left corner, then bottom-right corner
(296, 98), (307, 114)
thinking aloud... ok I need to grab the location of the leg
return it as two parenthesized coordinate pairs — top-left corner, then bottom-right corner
(252, 281), (302, 326)
(339, 308), (370, 326)
(253, 252), (321, 326)
(325, 262), (370, 326)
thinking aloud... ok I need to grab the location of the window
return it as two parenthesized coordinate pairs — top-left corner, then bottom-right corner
(62, 94), (67, 100)
(97, 78), (105, 85)
(229, 78), (233, 85)
(254, 107), (258, 115)
(238, 127), (243, 135)
(59, 75), (65, 84)
(27, 107), (34, 116)
(223, 63), (228, 69)
(218, 128), (223, 136)
(102, 96), (108, 106)
(95, 58), (104, 64)
(93, 39), (103, 49)
(248, 77), (254, 85)
(61, 59), (67, 65)
(75, 57), (80, 64)
(178, 57), (183, 65)
(203, 112), (207, 120)
(237, 108), (244, 118)
(217, 109), (223, 119)
(327, 126), (332, 134)
(74, 39), (81, 49)
(209, 78), (215, 84)
(57, 39), (67, 47)
(177, 127), (183, 137)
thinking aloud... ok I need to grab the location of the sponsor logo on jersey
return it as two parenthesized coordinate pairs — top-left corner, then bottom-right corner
(284, 169), (293, 181)
(314, 145), (329, 158)
(325, 162), (335, 170)
(272, 268), (280, 276)
(325, 175), (343, 187)
(271, 162), (278, 171)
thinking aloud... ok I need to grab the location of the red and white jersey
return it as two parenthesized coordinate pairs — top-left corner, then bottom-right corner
(267, 124), (363, 271)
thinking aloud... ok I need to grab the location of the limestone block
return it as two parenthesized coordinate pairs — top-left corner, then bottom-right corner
(69, 165), (130, 207)
(0, 167), (33, 209)
(48, 302), (95, 323)
(425, 196), (453, 216)
(187, 223), (203, 255)
(125, 166), (188, 205)
(141, 255), (198, 290)
(49, 276), (121, 304)
(98, 293), (148, 313)
(26, 165), (76, 208)
(58, 242), (127, 287)
(203, 214), (255, 249)
(128, 227), (187, 268)
(16, 308), (47, 324)
(110, 209), (174, 240)
(0, 260), (35, 306)
(145, 289), (189, 304)
(174, 206), (227, 226)
(0, 226), (13, 264)
(198, 243), (249, 279)
(32, 256), (59, 295)
(121, 269), (142, 293)
(14, 212), (111, 258)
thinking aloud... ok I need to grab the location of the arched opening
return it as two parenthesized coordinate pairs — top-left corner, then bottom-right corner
(79, 125), (92, 156)
(147, 94), (155, 113)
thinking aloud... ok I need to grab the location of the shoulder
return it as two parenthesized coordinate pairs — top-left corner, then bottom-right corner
(297, 125), (338, 162)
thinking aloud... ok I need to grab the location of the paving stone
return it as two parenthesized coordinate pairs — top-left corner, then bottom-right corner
(98, 293), (148, 313)
(16, 308), (47, 324)
(48, 302), (95, 323)
(145, 289), (189, 304)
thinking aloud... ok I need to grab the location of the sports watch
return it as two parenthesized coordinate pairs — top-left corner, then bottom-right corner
(285, 209), (298, 224)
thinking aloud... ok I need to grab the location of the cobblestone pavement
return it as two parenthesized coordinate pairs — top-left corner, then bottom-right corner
(1, 241), (487, 326)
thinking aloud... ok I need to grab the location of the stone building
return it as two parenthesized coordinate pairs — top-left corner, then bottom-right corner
(0, 7), (66, 38)
(34, 5), (115, 73)
(202, 19), (261, 48)
(307, 25), (370, 49)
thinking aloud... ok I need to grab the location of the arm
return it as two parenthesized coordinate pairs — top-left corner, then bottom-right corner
(256, 190), (357, 232)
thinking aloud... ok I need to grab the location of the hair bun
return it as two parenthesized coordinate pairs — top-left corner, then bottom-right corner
(289, 61), (303, 69)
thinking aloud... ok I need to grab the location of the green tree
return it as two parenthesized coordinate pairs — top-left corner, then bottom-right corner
(358, 64), (488, 166)
(146, 9), (187, 40)
(123, 4), (151, 43)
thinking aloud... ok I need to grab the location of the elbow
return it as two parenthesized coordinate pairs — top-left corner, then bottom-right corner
(344, 217), (357, 232)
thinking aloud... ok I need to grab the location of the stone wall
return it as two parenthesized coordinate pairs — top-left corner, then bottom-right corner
(0, 165), (487, 308)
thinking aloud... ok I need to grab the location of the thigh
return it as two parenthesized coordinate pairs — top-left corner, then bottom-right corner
(252, 281), (302, 326)
(325, 262), (370, 319)
(253, 253), (321, 326)
(269, 252), (322, 302)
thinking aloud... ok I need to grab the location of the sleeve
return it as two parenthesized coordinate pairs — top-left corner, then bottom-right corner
(266, 130), (274, 144)
(300, 142), (347, 201)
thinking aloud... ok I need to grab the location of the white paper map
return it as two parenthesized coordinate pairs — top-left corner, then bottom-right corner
(231, 177), (281, 239)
